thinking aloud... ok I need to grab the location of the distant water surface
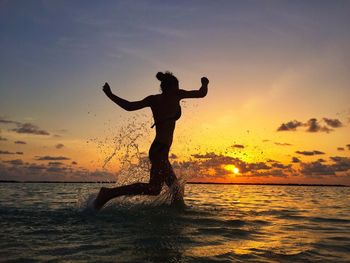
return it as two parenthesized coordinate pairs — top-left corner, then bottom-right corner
(0, 183), (349, 262)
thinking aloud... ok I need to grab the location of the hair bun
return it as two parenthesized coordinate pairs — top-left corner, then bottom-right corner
(156, 72), (165, 81)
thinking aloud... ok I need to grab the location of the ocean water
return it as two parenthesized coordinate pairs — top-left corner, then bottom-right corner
(0, 183), (349, 263)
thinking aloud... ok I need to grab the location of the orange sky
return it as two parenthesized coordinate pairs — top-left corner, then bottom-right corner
(1, 1), (350, 184)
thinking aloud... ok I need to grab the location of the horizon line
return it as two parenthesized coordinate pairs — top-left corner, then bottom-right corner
(0, 180), (348, 187)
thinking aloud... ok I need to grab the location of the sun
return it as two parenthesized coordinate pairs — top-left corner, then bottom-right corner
(224, 164), (240, 175)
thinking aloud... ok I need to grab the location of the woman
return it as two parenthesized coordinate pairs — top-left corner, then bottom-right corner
(94, 71), (209, 210)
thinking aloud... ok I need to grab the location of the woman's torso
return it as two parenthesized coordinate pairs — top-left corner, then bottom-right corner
(150, 93), (181, 146)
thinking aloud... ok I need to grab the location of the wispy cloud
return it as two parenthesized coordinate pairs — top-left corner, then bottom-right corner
(275, 142), (292, 146)
(0, 159), (115, 182)
(0, 150), (23, 155)
(2, 159), (24, 165)
(277, 120), (303, 131)
(55, 143), (64, 149)
(0, 117), (20, 125)
(14, 140), (26, 144)
(300, 161), (336, 177)
(0, 117), (50, 136)
(232, 144), (245, 149)
(300, 157), (350, 177)
(12, 123), (50, 135)
(296, 150), (325, 156)
(0, 150), (16, 155)
(277, 117), (344, 133)
(306, 118), (331, 133)
(323, 118), (343, 128)
(48, 161), (64, 166)
(35, 156), (70, 161)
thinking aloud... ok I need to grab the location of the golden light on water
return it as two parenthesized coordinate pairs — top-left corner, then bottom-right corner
(224, 164), (240, 175)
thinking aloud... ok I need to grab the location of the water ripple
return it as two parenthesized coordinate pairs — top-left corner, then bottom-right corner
(0, 183), (349, 262)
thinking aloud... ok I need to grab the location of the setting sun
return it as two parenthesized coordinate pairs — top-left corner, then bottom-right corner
(224, 164), (240, 175)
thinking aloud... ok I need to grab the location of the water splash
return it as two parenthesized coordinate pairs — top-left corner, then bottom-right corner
(91, 114), (188, 208)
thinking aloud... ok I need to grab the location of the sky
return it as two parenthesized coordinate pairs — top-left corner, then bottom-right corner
(1, 0), (350, 184)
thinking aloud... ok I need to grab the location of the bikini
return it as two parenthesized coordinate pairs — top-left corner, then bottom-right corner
(150, 106), (182, 128)
(149, 106), (182, 157)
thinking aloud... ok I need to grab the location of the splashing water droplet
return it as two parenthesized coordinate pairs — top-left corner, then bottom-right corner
(91, 114), (188, 207)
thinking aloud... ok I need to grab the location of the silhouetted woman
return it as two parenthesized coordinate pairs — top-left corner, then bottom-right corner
(94, 72), (209, 210)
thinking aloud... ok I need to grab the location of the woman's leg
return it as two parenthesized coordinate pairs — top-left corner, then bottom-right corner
(163, 161), (185, 205)
(93, 160), (164, 210)
(164, 161), (177, 187)
(93, 181), (162, 210)
(93, 142), (168, 210)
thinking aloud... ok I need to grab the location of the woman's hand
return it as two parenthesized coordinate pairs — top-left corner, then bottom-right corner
(201, 77), (209, 86)
(103, 82), (112, 95)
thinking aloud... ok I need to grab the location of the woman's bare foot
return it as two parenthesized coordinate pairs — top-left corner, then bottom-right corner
(93, 187), (110, 210)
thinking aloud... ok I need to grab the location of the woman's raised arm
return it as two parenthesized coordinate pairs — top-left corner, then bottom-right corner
(179, 77), (209, 99)
(103, 82), (154, 111)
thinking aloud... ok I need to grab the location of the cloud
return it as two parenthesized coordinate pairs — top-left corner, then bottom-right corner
(2, 159), (24, 165)
(183, 152), (284, 179)
(0, 117), (20, 125)
(191, 152), (219, 159)
(277, 120), (303, 131)
(0, 160), (115, 182)
(246, 162), (271, 171)
(292, 157), (300, 163)
(48, 161), (64, 166)
(232, 144), (245, 149)
(55, 143), (64, 149)
(277, 117), (344, 133)
(300, 161), (336, 176)
(296, 150), (325, 156)
(337, 147), (345, 151)
(12, 123), (50, 135)
(0, 150), (16, 155)
(71, 161), (78, 165)
(0, 117), (50, 136)
(266, 159), (277, 163)
(323, 118), (343, 128)
(35, 156), (70, 161)
(275, 142), (292, 146)
(14, 140), (27, 144)
(329, 157), (350, 172)
(271, 162), (292, 169)
(306, 118), (331, 133)
(0, 136), (7, 141)
(347, 144), (350, 150)
(0, 150), (23, 155)
(300, 157), (350, 177)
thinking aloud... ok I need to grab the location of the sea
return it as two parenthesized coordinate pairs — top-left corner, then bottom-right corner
(0, 183), (349, 263)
